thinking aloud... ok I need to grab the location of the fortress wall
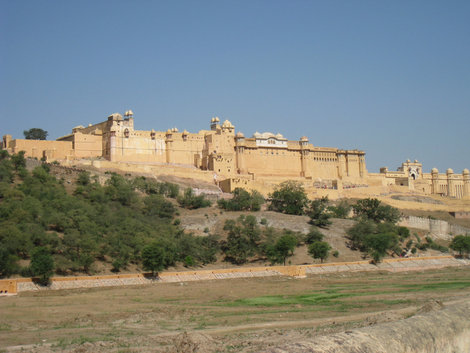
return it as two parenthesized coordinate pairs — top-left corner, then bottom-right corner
(399, 216), (470, 238)
(6, 139), (73, 160)
(243, 148), (302, 176)
(110, 134), (167, 163)
(2, 256), (467, 296)
(72, 132), (103, 158)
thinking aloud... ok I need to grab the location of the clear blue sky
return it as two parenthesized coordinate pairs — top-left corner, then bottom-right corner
(1, 0), (469, 173)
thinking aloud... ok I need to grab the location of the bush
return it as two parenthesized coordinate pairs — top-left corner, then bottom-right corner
(218, 188), (264, 211)
(265, 233), (298, 266)
(177, 188), (211, 209)
(332, 250), (339, 258)
(304, 228), (324, 244)
(222, 215), (261, 264)
(141, 243), (166, 276)
(308, 241), (331, 263)
(352, 198), (400, 224)
(307, 196), (332, 228)
(268, 181), (308, 215)
(30, 247), (54, 285)
(449, 235), (470, 256)
(327, 200), (351, 219)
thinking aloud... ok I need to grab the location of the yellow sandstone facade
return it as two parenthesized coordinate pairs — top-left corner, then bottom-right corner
(2, 111), (469, 200)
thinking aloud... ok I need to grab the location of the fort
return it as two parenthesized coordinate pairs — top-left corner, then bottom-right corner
(3, 110), (469, 200)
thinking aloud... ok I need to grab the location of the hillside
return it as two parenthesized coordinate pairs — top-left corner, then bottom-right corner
(0, 152), (465, 281)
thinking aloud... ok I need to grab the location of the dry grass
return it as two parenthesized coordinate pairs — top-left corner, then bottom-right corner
(1, 267), (470, 352)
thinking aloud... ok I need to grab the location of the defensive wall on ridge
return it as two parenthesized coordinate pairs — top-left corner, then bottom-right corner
(1, 256), (468, 296)
(399, 216), (470, 239)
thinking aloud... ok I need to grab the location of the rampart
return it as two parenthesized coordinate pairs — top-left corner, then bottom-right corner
(399, 216), (470, 239)
(1, 256), (467, 296)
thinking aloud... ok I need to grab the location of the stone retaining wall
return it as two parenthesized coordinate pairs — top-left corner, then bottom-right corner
(1, 256), (468, 296)
(399, 216), (470, 239)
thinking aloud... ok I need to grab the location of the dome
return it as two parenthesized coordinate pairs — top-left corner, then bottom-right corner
(166, 129), (172, 134)
(406, 159), (411, 163)
(463, 168), (469, 175)
(214, 117), (220, 122)
(275, 133), (284, 139)
(235, 132), (245, 138)
(446, 168), (454, 174)
(253, 132), (261, 138)
(431, 167), (439, 173)
(414, 159), (418, 163)
(182, 129), (188, 135)
(300, 136), (309, 141)
(124, 110), (134, 117)
(222, 120), (234, 128)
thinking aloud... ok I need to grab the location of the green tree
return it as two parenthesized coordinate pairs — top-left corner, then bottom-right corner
(307, 197), (332, 228)
(308, 241), (331, 263)
(177, 188), (211, 209)
(0, 248), (18, 278)
(304, 227), (324, 244)
(352, 198), (400, 224)
(363, 232), (399, 263)
(143, 194), (176, 219)
(450, 235), (470, 257)
(30, 247), (54, 285)
(266, 233), (297, 265)
(218, 188), (265, 211)
(141, 243), (165, 276)
(268, 181), (308, 215)
(11, 151), (26, 171)
(223, 215), (261, 264)
(327, 200), (351, 219)
(23, 128), (48, 140)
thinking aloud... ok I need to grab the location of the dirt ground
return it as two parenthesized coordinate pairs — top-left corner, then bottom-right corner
(1, 267), (470, 353)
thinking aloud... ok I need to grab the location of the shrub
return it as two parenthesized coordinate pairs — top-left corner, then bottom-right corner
(449, 235), (470, 256)
(177, 188), (211, 209)
(307, 197), (332, 228)
(265, 233), (298, 266)
(352, 198), (400, 224)
(308, 241), (331, 263)
(268, 181), (308, 215)
(30, 247), (54, 285)
(304, 228), (324, 244)
(218, 188), (264, 211)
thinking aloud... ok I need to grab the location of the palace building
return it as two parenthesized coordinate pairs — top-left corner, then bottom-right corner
(3, 111), (469, 200)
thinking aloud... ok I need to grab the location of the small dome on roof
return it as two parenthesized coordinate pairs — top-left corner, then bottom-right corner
(446, 168), (454, 174)
(182, 129), (188, 135)
(463, 168), (469, 175)
(172, 127), (179, 132)
(275, 133), (283, 139)
(253, 132), (261, 138)
(300, 136), (309, 141)
(166, 129), (172, 134)
(222, 120), (234, 128)
(214, 116), (220, 122)
(431, 167), (439, 173)
(414, 159), (419, 163)
(406, 159), (411, 163)
(236, 132), (245, 138)
(124, 110), (134, 117)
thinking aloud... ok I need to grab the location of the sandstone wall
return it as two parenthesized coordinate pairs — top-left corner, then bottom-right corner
(399, 216), (470, 239)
